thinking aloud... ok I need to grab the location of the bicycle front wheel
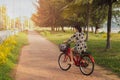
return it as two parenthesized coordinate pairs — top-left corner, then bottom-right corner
(79, 55), (94, 75)
(58, 53), (71, 71)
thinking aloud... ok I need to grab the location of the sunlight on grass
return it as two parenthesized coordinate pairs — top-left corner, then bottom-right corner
(37, 30), (120, 76)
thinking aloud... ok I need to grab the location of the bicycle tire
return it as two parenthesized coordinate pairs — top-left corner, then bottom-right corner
(79, 54), (94, 75)
(58, 53), (71, 71)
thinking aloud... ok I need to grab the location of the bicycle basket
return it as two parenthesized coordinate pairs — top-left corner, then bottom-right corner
(59, 44), (67, 52)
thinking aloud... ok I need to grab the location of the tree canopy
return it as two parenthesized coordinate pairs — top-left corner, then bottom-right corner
(32, 0), (120, 49)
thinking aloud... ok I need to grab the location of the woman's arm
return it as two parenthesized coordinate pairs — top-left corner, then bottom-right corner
(66, 33), (76, 44)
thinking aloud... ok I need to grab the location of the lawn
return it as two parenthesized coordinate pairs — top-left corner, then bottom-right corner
(0, 32), (28, 80)
(37, 30), (120, 76)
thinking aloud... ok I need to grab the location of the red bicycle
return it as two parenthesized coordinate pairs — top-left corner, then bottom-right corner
(58, 44), (95, 75)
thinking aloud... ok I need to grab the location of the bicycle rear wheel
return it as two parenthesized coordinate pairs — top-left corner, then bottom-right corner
(79, 55), (94, 75)
(58, 53), (71, 71)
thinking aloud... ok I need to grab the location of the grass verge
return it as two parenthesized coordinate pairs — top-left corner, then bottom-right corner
(0, 32), (28, 80)
(37, 30), (120, 77)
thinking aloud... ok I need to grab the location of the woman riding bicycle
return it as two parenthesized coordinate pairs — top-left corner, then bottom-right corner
(64, 24), (87, 65)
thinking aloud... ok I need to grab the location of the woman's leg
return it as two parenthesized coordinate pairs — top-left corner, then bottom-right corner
(69, 48), (74, 64)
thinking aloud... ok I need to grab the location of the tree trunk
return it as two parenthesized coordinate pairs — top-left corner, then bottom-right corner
(55, 27), (57, 31)
(61, 26), (65, 32)
(95, 26), (99, 34)
(51, 26), (55, 31)
(58, 27), (60, 31)
(85, 2), (90, 41)
(83, 27), (86, 33)
(91, 27), (94, 33)
(106, 1), (112, 49)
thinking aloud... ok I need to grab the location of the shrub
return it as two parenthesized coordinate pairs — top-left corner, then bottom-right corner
(0, 32), (28, 80)
(0, 36), (17, 64)
(40, 30), (50, 36)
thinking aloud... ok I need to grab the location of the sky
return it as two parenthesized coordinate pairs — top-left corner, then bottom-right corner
(0, 0), (37, 19)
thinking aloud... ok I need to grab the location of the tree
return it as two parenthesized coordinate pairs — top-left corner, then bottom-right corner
(90, 1), (108, 34)
(24, 17), (30, 30)
(112, 1), (120, 27)
(32, 0), (67, 31)
(31, 13), (40, 26)
(62, 0), (93, 41)
(97, 0), (118, 49)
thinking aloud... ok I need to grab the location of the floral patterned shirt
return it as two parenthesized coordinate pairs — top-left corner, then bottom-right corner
(67, 32), (87, 53)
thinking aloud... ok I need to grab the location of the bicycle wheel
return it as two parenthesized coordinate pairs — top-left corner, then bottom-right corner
(79, 55), (94, 75)
(58, 53), (71, 71)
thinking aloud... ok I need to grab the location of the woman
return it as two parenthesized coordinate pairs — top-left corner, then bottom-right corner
(64, 24), (87, 65)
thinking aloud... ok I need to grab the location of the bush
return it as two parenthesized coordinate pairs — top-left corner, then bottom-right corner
(40, 30), (50, 36)
(0, 37), (17, 64)
(0, 32), (28, 80)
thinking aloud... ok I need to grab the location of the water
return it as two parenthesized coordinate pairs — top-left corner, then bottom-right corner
(99, 22), (120, 33)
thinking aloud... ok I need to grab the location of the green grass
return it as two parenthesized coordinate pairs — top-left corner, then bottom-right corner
(37, 30), (120, 76)
(0, 32), (28, 80)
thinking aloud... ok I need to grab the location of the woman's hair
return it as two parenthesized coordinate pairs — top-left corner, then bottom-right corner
(74, 24), (82, 33)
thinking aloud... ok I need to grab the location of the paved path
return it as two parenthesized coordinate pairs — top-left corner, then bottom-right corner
(15, 31), (119, 80)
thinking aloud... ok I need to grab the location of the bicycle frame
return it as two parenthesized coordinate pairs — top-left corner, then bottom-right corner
(64, 47), (95, 66)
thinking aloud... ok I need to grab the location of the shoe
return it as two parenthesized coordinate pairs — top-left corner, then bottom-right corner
(68, 61), (74, 65)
